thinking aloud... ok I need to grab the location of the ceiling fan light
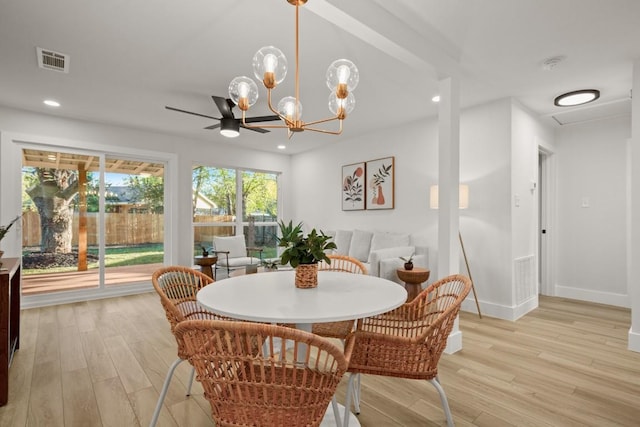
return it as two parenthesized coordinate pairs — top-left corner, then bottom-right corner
(229, 76), (259, 110)
(554, 89), (600, 107)
(220, 118), (240, 138)
(252, 46), (287, 88)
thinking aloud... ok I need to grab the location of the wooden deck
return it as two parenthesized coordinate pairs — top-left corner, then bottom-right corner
(22, 263), (163, 295)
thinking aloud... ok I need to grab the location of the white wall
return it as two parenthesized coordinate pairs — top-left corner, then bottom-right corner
(511, 102), (555, 316)
(0, 105), (292, 269)
(555, 115), (630, 306)
(292, 98), (553, 319)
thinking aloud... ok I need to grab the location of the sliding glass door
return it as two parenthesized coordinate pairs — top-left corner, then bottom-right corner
(21, 148), (165, 295)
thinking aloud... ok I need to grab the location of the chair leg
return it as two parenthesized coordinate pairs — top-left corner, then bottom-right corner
(429, 377), (454, 427)
(185, 366), (195, 396)
(343, 373), (358, 427)
(331, 396), (343, 427)
(351, 373), (361, 414)
(149, 357), (184, 427)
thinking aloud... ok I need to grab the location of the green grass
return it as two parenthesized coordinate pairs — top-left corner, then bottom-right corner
(23, 243), (164, 275)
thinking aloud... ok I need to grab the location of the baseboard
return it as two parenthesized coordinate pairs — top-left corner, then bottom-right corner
(555, 285), (630, 308)
(629, 327), (640, 353)
(461, 295), (538, 321)
(21, 282), (154, 309)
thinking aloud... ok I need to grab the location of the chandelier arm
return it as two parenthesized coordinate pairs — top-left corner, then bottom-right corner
(301, 121), (344, 135)
(302, 115), (341, 127)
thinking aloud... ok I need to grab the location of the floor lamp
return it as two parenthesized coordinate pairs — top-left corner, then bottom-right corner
(430, 184), (482, 318)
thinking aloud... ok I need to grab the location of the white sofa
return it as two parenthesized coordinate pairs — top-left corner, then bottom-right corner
(327, 229), (429, 284)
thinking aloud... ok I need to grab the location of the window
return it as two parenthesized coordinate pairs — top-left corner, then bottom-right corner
(193, 166), (279, 260)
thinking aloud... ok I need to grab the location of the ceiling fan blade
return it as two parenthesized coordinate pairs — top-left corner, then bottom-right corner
(239, 124), (270, 133)
(212, 95), (235, 119)
(165, 106), (221, 121)
(243, 115), (281, 123)
(205, 123), (221, 130)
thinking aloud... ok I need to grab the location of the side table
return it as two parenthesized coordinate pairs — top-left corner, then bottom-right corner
(396, 267), (430, 302)
(194, 255), (217, 279)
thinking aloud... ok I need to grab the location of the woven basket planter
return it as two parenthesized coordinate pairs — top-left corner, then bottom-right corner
(295, 263), (318, 288)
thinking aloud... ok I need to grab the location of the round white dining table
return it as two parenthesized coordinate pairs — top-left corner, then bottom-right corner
(197, 270), (407, 427)
(197, 270), (407, 332)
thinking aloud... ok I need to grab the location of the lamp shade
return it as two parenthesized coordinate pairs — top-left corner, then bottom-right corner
(429, 184), (469, 209)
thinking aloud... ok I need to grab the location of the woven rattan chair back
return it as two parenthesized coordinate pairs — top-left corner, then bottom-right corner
(312, 254), (368, 340)
(341, 274), (472, 427)
(318, 254), (368, 274)
(151, 266), (218, 332)
(347, 274), (471, 379)
(174, 319), (348, 427)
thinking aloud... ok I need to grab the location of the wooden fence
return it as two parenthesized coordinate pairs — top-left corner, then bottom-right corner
(21, 212), (271, 248)
(22, 211), (165, 247)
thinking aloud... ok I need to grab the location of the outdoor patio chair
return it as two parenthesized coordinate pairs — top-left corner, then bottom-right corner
(173, 319), (354, 427)
(150, 266), (229, 427)
(342, 274), (472, 427)
(312, 254), (368, 340)
(211, 235), (263, 278)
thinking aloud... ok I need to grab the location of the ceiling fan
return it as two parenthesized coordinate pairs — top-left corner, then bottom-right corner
(165, 95), (281, 138)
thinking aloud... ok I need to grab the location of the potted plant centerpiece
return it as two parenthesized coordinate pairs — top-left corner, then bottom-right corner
(277, 220), (337, 288)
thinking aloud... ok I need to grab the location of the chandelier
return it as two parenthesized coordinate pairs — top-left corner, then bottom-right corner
(228, 0), (359, 138)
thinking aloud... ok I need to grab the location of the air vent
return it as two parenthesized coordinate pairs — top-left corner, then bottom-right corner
(36, 47), (70, 73)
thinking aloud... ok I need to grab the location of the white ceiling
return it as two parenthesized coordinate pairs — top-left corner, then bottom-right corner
(1, 0), (638, 154)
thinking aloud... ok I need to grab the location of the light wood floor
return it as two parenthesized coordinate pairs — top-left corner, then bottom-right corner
(2, 294), (639, 426)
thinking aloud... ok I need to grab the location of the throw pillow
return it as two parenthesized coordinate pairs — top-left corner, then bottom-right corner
(348, 229), (373, 262)
(334, 230), (353, 255)
(368, 232), (411, 263)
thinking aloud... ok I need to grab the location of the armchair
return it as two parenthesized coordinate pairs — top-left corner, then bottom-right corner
(211, 235), (263, 278)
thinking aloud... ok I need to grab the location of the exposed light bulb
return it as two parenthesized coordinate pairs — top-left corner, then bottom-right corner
(337, 65), (350, 84)
(238, 82), (250, 98)
(263, 54), (277, 73)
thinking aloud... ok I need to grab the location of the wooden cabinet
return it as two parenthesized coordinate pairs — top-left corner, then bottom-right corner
(0, 257), (20, 406)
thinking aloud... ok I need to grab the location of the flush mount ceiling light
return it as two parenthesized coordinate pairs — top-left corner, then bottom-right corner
(43, 99), (60, 107)
(554, 89), (600, 107)
(228, 0), (359, 138)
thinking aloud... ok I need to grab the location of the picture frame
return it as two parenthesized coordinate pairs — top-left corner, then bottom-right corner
(341, 162), (366, 210)
(366, 156), (394, 210)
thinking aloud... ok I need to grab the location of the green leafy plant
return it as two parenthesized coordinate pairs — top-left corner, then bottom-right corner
(0, 215), (21, 242)
(399, 253), (414, 263)
(261, 259), (280, 270)
(277, 220), (337, 268)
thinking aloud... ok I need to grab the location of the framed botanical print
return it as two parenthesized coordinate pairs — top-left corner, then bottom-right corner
(342, 162), (365, 210)
(366, 156), (394, 209)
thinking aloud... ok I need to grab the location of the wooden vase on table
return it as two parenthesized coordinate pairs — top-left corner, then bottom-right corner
(295, 263), (318, 288)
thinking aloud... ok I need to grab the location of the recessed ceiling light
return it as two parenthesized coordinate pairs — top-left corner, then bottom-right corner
(43, 99), (61, 107)
(554, 89), (600, 107)
(431, 95), (440, 103)
(277, 145), (286, 150)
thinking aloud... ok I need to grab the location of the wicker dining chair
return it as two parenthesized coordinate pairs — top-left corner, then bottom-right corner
(174, 319), (354, 427)
(150, 266), (228, 427)
(312, 254), (368, 340)
(342, 274), (472, 427)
